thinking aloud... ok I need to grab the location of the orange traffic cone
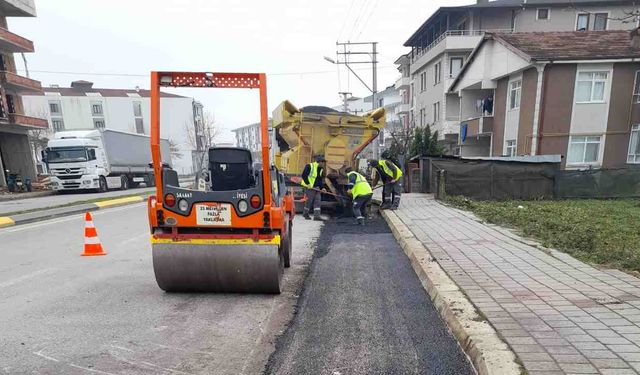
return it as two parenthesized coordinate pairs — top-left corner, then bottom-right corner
(82, 212), (106, 256)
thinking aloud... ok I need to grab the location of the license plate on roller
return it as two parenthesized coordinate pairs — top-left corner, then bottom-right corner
(195, 203), (232, 226)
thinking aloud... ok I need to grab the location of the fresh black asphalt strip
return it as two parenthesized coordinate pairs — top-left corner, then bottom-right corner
(265, 213), (474, 375)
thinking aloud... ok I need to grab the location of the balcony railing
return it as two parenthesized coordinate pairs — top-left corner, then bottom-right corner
(394, 76), (410, 90)
(0, 27), (34, 53)
(411, 29), (513, 63)
(395, 103), (411, 115)
(1, 71), (42, 93)
(2, 113), (49, 128)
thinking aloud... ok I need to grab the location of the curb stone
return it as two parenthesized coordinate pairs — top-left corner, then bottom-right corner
(381, 209), (522, 375)
(0, 195), (146, 228)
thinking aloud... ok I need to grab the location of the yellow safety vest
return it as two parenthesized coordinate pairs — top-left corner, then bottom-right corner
(347, 171), (372, 199)
(301, 162), (319, 188)
(379, 160), (402, 180)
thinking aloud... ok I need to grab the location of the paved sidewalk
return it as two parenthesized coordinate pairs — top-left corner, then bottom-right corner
(395, 194), (640, 375)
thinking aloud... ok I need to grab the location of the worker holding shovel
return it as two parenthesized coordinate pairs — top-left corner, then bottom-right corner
(300, 155), (327, 220)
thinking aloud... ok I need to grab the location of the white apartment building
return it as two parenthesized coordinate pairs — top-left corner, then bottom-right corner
(399, 0), (640, 154)
(23, 81), (206, 175)
(333, 86), (402, 153)
(232, 122), (261, 161)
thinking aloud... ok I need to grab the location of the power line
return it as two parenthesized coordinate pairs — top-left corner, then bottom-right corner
(337, 0), (357, 40)
(347, 0), (369, 40)
(16, 66), (396, 79)
(356, 0), (381, 39)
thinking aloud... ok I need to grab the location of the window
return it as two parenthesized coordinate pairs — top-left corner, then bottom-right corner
(378, 98), (384, 108)
(537, 8), (549, 20)
(505, 140), (517, 157)
(434, 62), (441, 85)
(419, 108), (425, 126)
(634, 71), (640, 103)
(49, 101), (61, 115)
(594, 13), (608, 30)
(51, 119), (64, 132)
(379, 129), (385, 147)
(576, 13), (589, 30)
(420, 72), (426, 92)
(450, 57), (463, 78)
(628, 125), (640, 163)
(509, 80), (522, 110)
(576, 71), (608, 103)
(135, 118), (144, 134)
(91, 103), (103, 115)
(93, 118), (105, 129)
(433, 102), (440, 122)
(568, 135), (601, 164)
(132, 102), (142, 117)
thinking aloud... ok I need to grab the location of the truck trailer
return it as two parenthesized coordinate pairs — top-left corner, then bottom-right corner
(44, 129), (171, 192)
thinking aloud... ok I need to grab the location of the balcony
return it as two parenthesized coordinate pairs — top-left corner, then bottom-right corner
(394, 76), (410, 90)
(0, 0), (37, 17)
(1, 71), (42, 93)
(0, 113), (48, 129)
(395, 103), (411, 115)
(410, 29), (512, 73)
(0, 27), (34, 53)
(460, 116), (493, 142)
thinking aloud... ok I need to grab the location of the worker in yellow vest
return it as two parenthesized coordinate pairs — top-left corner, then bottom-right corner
(345, 166), (373, 226)
(301, 155), (326, 220)
(369, 158), (403, 210)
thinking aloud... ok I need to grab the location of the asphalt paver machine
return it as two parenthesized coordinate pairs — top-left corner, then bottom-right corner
(147, 71), (294, 293)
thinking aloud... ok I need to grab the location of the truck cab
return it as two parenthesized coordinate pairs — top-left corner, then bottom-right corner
(44, 131), (108, 191)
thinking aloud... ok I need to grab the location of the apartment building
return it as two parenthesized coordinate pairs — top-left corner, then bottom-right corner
(400, 0), (640, 154)
(232, 122), (261, 161)
(333, 86), (402, 151)
(450, 30), (640, 169)
(23, 81), (205, 175)
(0, 0), (47, 187)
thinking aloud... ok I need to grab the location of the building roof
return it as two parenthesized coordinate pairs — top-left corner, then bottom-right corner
(450, 30), (640, 92)
(36, 87), (187, 98)
(403, 0), (633, 46)
(494, 30), (640, 61)
(28, 81), (188, 98)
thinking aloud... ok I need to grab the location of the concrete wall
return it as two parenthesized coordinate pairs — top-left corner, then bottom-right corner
(0, 130), (35, 182)
(517, 68), (538, 155)
(515, 4), (640, 32)
(604, 62), (640, 167)
(23, 94), (198, 175)
(492, 77), (508, 156)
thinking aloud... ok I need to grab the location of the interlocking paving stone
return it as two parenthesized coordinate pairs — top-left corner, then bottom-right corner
(394, 195), (640, 375)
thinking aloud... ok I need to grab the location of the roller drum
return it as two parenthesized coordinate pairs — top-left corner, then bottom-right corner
(152, 243), (283, 293)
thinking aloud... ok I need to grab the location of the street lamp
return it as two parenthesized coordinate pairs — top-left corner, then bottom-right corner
(323, 56), (336, 64)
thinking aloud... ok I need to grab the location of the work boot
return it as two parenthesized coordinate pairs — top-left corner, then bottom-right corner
(391, 198), (401, 210)
(380, 202), (391, 210)
(303, 209), (311, 220)
(357, 217), (365, 226)
(313, 209), (322, 221)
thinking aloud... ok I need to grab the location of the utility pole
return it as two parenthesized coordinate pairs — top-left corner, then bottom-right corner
(338, 91), (351, 112)
(325, 41), (379, 158)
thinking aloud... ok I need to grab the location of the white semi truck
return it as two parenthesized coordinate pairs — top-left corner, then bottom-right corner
(43, 129), (172, 192)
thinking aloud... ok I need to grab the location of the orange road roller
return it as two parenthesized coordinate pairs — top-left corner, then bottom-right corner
(147, 71), (295, 293)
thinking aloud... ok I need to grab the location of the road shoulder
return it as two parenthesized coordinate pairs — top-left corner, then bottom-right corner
(381, 207), (521, 375)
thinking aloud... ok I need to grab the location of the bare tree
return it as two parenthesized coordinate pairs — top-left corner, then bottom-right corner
(27, 109), (52, 173)
(184, 110), (221, 172)
(168, 139), (183, 159)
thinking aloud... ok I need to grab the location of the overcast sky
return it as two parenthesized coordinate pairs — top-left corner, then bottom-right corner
(9, 0), (469, 142)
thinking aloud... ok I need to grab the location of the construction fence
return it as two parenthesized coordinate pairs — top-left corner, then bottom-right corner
(417, 157), (640, 200)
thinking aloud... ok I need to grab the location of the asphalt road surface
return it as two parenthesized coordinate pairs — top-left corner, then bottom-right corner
(0, 188), (154, 215)
(266, 215), (474, 375)
(0, 204), (321, 374)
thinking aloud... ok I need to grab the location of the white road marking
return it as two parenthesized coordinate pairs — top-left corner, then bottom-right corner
(150, 343), (215, 356)
(0, 203), (145, 234)
(109, 344), (134, 353)
(119, 232), (149, 246)
(32, 350), (59, 363)
(108, 348), (193, 375)
(0, 268), (56, 289)
(69, 363), (116, 375)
